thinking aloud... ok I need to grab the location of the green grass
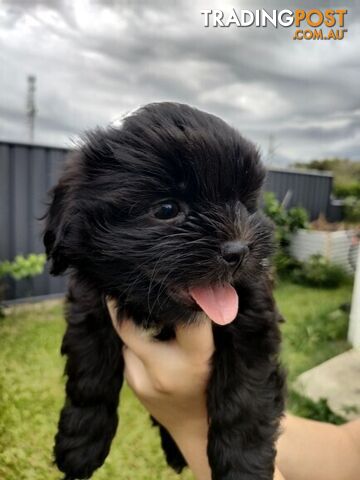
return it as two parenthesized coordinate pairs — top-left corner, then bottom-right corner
(0, 279), (353, 479)
(275, 279), (352, 422)
(275, 280), (352, 382)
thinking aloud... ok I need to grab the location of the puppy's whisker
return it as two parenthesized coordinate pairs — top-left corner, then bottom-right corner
(123, 270), (145, 303)
(146, 249), (172, 319)
(120, 258), (154, 300)
(151, 268), (176, 313)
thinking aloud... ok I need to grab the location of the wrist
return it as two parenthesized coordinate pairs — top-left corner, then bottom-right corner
(169, 414), (211, 480)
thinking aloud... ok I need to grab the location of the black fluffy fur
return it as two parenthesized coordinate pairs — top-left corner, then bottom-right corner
(44, 102), (285, 480)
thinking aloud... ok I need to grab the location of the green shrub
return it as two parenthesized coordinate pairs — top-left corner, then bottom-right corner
(288, 391), (346, 424)
(287, 207), (309, 232)
(0, 254), (46, 280)
(343, 196), (360, 222)
(263, 193), (308, 243)
(263, 192), (289, 230)
(334, 182), (360, 199)
(263, 193), (308, 274)
(291, 254), (349, 288)
(273, 251), (301, 276)
(0, 254), (47, 316)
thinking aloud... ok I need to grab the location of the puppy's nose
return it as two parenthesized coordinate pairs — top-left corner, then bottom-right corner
(221, 241), (249, 269)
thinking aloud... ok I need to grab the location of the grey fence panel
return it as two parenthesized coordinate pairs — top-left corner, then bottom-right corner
(264, 168), (333, 221)
(0, 144), (11, 261)
(0, 141), (336, 300)
(0, 142), (68, 300)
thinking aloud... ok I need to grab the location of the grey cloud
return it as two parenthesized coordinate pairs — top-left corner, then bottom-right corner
(0, 0), (359, 162)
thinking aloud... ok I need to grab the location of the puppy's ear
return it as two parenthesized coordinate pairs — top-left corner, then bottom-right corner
(43, 185), (70, 275)
(43, 152), (82, 275)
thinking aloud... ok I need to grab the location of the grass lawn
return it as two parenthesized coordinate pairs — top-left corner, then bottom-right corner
(0, 279), (353, 479)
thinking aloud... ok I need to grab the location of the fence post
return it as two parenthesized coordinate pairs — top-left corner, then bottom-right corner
(348, 245), (360, 348)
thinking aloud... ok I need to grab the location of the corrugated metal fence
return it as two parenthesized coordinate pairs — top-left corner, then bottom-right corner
(0, 141), (336, 300)
(265, 167), (333, 220)
(0, 142), (68, 299)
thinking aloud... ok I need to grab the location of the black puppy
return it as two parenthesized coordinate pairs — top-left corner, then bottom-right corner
(44, 102), (285, 480)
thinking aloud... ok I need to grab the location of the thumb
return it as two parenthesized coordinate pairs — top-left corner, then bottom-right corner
(175, 314), (214, 358)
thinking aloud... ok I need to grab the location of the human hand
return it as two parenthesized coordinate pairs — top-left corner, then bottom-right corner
(107, 299), (214, 437)
(106, 299), (285, 480)
(106, 299), (214, 479)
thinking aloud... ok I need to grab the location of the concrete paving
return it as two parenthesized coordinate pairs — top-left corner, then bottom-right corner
(294, 349), (360, 420)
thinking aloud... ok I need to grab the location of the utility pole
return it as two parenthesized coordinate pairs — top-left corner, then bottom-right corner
(267, 134), (275, 164)
(26, 75), (37, 143)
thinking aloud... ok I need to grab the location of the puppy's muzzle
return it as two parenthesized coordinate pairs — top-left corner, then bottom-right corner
(221, 240), (249, 272)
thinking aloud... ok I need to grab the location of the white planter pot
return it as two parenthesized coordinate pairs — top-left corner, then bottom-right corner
(290, 229), (359, 274)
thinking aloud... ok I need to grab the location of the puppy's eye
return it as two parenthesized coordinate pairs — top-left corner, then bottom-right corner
(153, 201), (180, 220)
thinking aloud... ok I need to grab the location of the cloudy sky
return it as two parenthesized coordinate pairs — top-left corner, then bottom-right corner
(0, 0), (359, 164)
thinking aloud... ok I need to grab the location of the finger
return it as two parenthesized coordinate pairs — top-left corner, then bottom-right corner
(106, 297), (121, 328)
(107, 297), (213, 363)
(175, 314), (214, 357)
(123, 347), (154, 397)
(110, 308), (172, 369)
(274, 466), (286, 480)
(106, 298), (153, 353)
(116, 318), (157, 357)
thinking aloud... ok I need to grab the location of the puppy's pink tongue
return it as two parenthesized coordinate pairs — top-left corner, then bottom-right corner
(189, 283), (238, 325)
